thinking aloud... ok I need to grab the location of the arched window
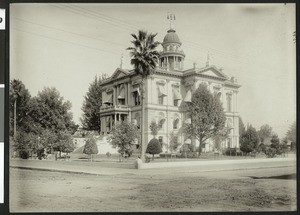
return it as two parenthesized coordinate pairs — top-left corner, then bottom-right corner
(158, 112), (165, 129)
(134, 113), (140, 129)
(173, 118), (179, 129)
(159, 119), (166, 128)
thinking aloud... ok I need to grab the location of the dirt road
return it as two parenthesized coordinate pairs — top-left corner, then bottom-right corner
(10, 166), (296, 212)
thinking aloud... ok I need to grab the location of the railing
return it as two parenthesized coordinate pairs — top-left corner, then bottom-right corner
(159, 50), (185, 55)
(100, 105), (130, 112)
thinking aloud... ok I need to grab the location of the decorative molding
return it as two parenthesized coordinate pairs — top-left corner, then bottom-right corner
(131, 80), (141, 86)
(156, 80), (166, 85)
(213, 84), (222, 89)
(171, 82), (180, 87)
(106, 88), (113, 93)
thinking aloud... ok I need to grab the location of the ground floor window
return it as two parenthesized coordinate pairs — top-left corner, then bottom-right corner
(158, 136), (163, 147)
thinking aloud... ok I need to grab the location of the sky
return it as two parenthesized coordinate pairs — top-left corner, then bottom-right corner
(10, 3), (296, 138)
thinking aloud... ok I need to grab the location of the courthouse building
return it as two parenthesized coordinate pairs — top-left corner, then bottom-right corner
(99, 27), (241, 152)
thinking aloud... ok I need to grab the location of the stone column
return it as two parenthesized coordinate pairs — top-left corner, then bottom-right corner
(113, 87), (116, 106)
(116, 85), (119, 105)
(110, 115), (112, 131)
(166, 57), (169, 70)
(124, 83), (128, 105)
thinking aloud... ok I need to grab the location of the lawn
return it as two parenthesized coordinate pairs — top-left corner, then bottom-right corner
(10, 166), (296, 212)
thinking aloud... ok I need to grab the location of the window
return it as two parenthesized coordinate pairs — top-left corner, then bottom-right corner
(227, 138), (232, 148)
(118, 99), (125, 105)
(217, 92), (221, 100)
(134, 113), (140, 129)
(174, 100), (178, 106)
(173, 118), (179, 129)
(157, 84), (167, 105)
(103, 92), (113, 106)
(118, 85), (126, 105)
(158, 96), (164, 105)
(159, 119), (166, 128)
(226, 94), (232, 112)
(158, 136), (163, 147)
(173, 136), (178, 144)
(173, 88), (182, 106)
(133, 91), (140, 106)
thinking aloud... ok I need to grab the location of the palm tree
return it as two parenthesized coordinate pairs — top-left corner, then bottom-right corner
(10, 79), (29, 140)
(127, 30), (160, 162)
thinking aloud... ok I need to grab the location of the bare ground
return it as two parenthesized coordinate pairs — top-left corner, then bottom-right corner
(10, 165), (296, 212)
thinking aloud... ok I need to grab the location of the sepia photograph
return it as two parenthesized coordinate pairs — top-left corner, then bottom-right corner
(9, 3), (296, 212)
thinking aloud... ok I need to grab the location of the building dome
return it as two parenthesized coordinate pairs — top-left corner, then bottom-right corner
(163, 29), (181, 45)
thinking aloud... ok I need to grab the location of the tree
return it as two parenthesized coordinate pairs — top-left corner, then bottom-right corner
(240, 125), (260, 154)
(212, 127), (230, 152)
(264, 134), (282, 158)
(258, 124), (273, 143)
(53, 131), (75, 155)
(169, 131), (181, 153)
(83, 136), (98, 162)
(149, 120), (160, 137)
(239, 116), (246, 143)
(81, 76), (102, 132)
(286, 121), (296, 150)
(270, 134), (281, 155)
(28, 87), (78, 134)
(108, 121), (139, 159)
(183, 83), (226, 156)
(9, 79), (31, 138)
(18, 87), (77, 159)
(13, 131), (37, 159)
(146, 138), (162, 160)
(127, 30), (160, 162)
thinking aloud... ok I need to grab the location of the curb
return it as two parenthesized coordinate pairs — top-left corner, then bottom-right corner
(9, 166), (125, 176)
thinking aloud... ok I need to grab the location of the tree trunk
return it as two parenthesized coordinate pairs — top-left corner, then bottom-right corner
(198, 140), (202, 157)
(140, 78), (146, 162)
(91, 154), (93, 162)
(152, 154), (154, 161)
(14, 99), (17, 140)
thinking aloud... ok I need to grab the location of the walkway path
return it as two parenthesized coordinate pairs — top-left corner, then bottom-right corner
(10, 155), (296, 176)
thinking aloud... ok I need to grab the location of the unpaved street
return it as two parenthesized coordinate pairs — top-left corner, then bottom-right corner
(10, 166), (296, 212)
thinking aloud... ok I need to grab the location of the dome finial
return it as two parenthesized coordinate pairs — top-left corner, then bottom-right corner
(167, 12), (176, 30)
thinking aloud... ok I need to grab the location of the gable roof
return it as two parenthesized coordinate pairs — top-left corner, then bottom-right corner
(184, 65), (228, 80)
(110, 68), (130, 80)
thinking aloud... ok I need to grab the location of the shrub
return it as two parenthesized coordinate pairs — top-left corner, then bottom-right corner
(265, 146), (277, 158)
(146, 138), (162, 160)
(19, 150), (29, 159)
(83, 136), (98, 162)
(106, 152), (111, 158)
(224, 148), (242, 156)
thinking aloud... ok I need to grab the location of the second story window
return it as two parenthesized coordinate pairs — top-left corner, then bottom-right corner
(226, 93), (232, 112)
(117, 85), (126, 105)
(157, 84), (167, 105)
(132, 91), (140, 106)
(103, 92), (113, 106)
(173, 87), (182, 106)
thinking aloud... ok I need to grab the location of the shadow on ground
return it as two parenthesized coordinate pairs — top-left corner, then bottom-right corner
(249, 174), (296, 180)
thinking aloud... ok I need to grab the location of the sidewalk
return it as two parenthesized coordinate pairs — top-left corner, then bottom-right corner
(10, 155), (296, 176)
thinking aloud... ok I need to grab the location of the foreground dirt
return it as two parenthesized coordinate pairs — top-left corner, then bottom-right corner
(10, 167), (296, 212)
